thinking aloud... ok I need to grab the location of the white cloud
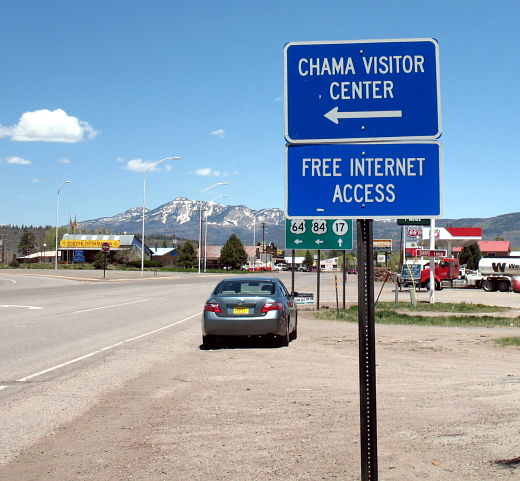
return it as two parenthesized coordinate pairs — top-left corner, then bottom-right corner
(193, 167), (236, 177)
(57, 157), (71, 164)
(274, 96), (282, 102)
(209, 129), (225, 139)
(165, 164), (172, 172)
(0, 108), (98, 143)
(6, 156), (32, 165)
(123, 158), (164, 173)
(194, 168), (219, 176)
(31, 178), (40, 183)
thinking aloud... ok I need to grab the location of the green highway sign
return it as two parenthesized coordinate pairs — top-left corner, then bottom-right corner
(397, 218), (431, 226)
(285, 219), (353, 250)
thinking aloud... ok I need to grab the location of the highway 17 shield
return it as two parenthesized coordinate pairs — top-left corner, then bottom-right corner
(285, 141), (442, 219)
(284, 38), (441, 143)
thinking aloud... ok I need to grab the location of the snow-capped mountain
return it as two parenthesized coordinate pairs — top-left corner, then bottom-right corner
(78, 197), (287, 245)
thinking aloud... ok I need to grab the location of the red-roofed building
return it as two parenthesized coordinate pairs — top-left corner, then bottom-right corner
(453, 240), (511, 257)
(477, 240), (511, 257)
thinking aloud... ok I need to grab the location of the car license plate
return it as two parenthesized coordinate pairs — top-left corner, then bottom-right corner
(233, 307), (249, 314)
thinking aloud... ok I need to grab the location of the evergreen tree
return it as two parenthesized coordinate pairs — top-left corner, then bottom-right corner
(459, 242), (482, 270)
(18, 231), (37, 254)
(177, 240), (197, 268)
(219, 234), (248, 270)
(303, 250), (314, 269)
(44, 226), (68, 251)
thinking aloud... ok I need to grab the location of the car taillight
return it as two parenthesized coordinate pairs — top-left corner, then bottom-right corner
(261, 302), (283, 313)
(204, 302), (222, 313)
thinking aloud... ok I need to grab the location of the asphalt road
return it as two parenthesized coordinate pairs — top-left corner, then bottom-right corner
(1, 268), (517, 385)
(0, 268), (324, 465)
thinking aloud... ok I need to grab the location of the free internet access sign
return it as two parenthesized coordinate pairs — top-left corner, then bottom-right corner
(285, 141), (442, 219)
(284, 38), (441, 143)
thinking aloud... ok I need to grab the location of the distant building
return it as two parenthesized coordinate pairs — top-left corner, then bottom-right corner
(58, 234), (152, 263)
(453, 240), (511, 258)
(150, 247), (177, 267)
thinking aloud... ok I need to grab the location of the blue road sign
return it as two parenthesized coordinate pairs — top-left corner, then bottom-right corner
(284, 38), (441, 143)
(73, 250), (85, 263)
(285, 142), (442, 219)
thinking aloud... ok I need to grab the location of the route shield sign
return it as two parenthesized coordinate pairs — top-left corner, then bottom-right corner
(285, 219), (353, 250)
(284, 38), (440, 143)
(285, 141), (441, 219)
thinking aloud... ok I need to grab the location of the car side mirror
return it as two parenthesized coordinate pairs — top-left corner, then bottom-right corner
(291, 291), (299, 297)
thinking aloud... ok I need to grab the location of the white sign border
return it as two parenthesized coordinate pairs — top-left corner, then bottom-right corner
(284, 140), (443, 220)
(284, 37), (442, 144)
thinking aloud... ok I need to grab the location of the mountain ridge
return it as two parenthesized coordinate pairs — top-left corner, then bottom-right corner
(76, 197), (520, 248)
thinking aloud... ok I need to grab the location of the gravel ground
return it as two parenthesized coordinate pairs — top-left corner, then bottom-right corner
(1, 307), (520, 481)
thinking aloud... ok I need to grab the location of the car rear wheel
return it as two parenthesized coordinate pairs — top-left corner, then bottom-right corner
(277, 322), (290, 347)
(482, 280), (495, 292)
(497, 280), (509, 292)
(289, 316), (298, 341)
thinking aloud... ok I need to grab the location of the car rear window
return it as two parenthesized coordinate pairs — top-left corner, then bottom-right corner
(215, 280), (276, 296)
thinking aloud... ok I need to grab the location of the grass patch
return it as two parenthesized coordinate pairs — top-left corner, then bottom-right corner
(377, 301), (508, 313)
(316, 305), (520, 328)
(495, 337), (520, 347)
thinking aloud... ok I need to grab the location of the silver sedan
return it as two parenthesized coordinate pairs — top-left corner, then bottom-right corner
(201, 277), (298, 348)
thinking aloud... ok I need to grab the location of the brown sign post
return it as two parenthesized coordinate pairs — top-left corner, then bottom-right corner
(101, 242), (110, 278)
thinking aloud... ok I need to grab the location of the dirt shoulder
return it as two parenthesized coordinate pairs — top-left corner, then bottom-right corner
(2, 309), (520, 481)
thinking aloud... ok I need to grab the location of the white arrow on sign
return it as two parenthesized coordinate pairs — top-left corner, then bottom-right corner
(324, 107), (403, 124)
(315, 239), (324, 245)
(338, 239), (343, 247)
(294, 239), (303, 244)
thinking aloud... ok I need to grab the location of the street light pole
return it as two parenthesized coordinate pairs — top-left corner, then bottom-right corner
(204, 194), (227, 272)
(141, 156), (179, 276)
(55, 180), (71, 270)
(252, 210), (263, 268)
(198, 182), (228, 273)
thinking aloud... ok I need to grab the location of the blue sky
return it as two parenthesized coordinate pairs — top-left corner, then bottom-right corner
(1, 0), (519, 227)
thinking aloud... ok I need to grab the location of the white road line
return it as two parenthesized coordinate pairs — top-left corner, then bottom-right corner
(0, 305), (43, 310)
(17, 313), (199, 383)
(72, 298), (153, 314)
(0, 385), (8, 391)
(0, 278), (17, 284)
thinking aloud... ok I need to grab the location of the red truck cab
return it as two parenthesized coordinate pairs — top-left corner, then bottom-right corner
(420, 258), (460, 290)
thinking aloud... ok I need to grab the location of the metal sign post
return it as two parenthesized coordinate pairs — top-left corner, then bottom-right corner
(357, 219), (378, 481)
(291, 249), (295, 294)
(316, 250), (321, 310)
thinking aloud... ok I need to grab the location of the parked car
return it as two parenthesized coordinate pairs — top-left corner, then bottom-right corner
(347, 268), (357, 275)
(272, 263), (287, 271)
(201, 277), (298, 348)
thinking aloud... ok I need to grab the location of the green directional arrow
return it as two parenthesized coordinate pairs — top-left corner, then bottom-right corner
(285, 219), (353, 250)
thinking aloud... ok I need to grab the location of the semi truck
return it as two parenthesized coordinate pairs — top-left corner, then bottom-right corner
(397, 258), (459, 290)
(468, 256), (520, 292)
(398, 256), (520, 292)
